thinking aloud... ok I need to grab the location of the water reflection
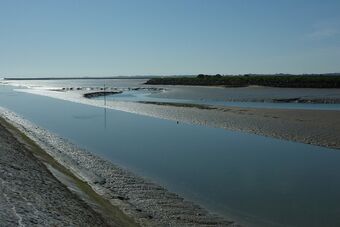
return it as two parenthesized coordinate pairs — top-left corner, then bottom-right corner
(1, 85), (340, 227)
(104, 107), (107, 129)
(96, 90), (340, 111)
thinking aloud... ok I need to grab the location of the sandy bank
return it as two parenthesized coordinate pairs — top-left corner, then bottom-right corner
(0, 108), (238, 226)
(0, 118), (114, 226)
(148, 85), (340, 104)
(116, 101), (340, 150)
(15, 88), (340, 150)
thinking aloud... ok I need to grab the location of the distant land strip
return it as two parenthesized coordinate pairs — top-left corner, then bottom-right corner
(2, 76), (156, 80)
(145, 74), (340, 88)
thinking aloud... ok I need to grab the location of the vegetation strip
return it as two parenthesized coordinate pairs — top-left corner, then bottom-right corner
(145, 74), (340, 88)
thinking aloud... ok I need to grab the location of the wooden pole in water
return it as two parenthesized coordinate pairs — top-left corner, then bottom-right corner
(104, 81), (107, 128)
(104, 81), (106, 106)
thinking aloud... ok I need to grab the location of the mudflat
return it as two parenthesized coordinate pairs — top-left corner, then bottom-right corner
(15, 87), (340, 149)
(110, 101), (340, 149)
(0, 119), (109, 226)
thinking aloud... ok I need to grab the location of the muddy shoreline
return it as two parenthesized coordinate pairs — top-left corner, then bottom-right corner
(0, 107), (238, 226)
(123, 101), (340, 150)
(1, 85), (339, 227)
(14, 88), (340, 150)
(0, 117), (112, 226)
(83, 91), (122, 98)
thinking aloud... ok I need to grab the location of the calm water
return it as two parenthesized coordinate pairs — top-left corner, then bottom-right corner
(101, 90), (340, 110)
(3, 78), (340, 110)
(1, 84), (340, 226)
(0, 78), (148, 89)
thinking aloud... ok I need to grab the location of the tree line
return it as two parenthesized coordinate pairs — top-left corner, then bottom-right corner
(145, 74), (340, 88)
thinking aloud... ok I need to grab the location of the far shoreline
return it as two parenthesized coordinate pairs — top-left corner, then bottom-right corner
(145, 74), (340, 88)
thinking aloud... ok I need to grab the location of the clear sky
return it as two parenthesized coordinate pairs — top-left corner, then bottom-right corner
(1, 0), (339, 77)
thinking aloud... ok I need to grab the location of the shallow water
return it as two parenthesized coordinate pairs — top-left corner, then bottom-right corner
(0, 78), (148, 89)
(1, 84), (340, 226)
(3, 78), (340, 110)
(100, 89), (340, 110)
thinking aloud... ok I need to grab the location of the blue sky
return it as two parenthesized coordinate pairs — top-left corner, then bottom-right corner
(0, 0), (339, 77)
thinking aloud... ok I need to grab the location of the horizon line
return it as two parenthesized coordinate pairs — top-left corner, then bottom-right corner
(2, 73), (340, 80)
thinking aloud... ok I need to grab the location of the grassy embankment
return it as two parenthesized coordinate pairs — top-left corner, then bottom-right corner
(0, 116), (138, 227)
(145, 74), (340, 88)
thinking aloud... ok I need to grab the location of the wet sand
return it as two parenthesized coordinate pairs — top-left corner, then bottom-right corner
(15, 88), (340, 149)
(0, 109), (239, 226)
(0, 119), (108, 226)
(149, 85), (340, 103)
(110, 101), (340, 150)
(0, 117), (138, 227)
(2, 85), (339, 226)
